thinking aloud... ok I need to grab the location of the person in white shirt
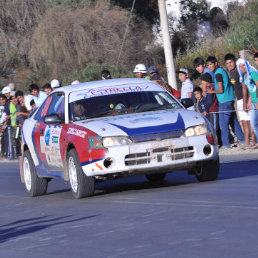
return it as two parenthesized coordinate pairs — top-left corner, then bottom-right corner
(177, 68), (194, 99)
(29, 84), (47, 108)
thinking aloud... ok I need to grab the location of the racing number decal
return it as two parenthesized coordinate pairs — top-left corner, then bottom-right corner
(40, 125), (63, 168)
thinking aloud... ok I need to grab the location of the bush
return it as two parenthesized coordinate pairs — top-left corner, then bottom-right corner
(29, 2), (153, 82)
(225, 1), (258, 51)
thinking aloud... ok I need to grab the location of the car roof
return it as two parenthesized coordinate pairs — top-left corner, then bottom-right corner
(54, 78), (165, 94)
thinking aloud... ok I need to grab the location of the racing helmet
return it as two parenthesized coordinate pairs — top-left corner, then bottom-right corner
(133, 64), (147, 73)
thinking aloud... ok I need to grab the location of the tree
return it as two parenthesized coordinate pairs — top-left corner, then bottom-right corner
(111, 0), (159, 24)
(178, 0), (211, 42)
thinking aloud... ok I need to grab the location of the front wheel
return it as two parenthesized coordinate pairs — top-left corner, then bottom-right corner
(145, 173), (166, 182)
(68, 149), (95, 199)
(23, 150), (48, 197)
(195, 157), (220, 182)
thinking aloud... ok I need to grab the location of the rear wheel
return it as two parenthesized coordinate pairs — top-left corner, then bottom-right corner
(145, 173), (166, 182)
(195, 157), (220, 182)
(68, 149), (95, 199)
(23, 150), (48, 197)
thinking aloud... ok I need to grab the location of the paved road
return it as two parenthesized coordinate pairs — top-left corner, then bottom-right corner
(0, 154), (258, 258)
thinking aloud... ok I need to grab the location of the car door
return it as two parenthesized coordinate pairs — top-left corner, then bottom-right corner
(33, 93), (65, 173)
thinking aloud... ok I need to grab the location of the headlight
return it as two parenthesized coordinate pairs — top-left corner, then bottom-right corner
(185, 124), (207, 137)
(102, 136), (132, 147)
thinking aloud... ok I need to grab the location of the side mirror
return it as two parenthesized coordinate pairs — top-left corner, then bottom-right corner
(44, 114), (64, 124)
(181, 98), (194, 108)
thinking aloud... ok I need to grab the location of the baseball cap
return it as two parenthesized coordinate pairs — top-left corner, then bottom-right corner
(148, 65), (158, 74)
(201, 73), (212, 83)
(51, 79), (60, 88)
(2, 86), (11, 94)
(176, 68), (189, 75)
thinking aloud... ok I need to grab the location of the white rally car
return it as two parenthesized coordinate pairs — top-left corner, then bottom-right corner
(20, 78), (219, 198)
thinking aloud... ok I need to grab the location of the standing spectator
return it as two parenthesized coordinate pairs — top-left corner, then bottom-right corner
(254, 52), (258, 67)
(206, 56), (244, 149)
(177, 68), (194, 99)
(2, 86), (11, 100)
(236, 58), (258, 148)
(193, 57), (215, 82)
(0, 95), (9, 157)
(133, 64), (151, 79)
(200, 73), (222, 146)
(200, 73), (218, 124)
(6, 96), (20, 159)
(15, 90), (33, 115)
(29, 84), (47, 107)
(0, 94), (6, 157)
(101, 70), (112, 80)
(148, 66), (166, 82)
(225, 53), (256, 148)
(42, 83), (53, 95)
(51, 79), (61, 89)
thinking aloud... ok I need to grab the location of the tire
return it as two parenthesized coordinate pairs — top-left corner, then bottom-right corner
(67, 149), (95, 199)
(195, 157), (220, 182)
(23, 150), (48, 197)
(145, 173), (166, 182)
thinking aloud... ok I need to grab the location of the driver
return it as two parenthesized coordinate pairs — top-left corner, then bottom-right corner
(73, 102), (86, 121)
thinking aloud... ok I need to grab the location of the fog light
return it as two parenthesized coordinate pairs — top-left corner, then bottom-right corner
(104, 158), (113, 168)
(203, 145), (212, 156)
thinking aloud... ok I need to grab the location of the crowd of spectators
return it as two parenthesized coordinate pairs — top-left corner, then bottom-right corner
(0, 52), (257, 160)
(133, 52), (258, 150)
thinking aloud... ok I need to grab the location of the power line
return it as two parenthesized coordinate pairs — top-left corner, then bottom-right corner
(115, 0), (136, 72)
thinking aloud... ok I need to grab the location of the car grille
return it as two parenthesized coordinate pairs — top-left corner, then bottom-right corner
(129, 130), (184, 143)
(124, 146), (194, 166)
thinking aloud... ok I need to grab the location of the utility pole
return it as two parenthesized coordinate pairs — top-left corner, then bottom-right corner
(158, 0), (177, 89)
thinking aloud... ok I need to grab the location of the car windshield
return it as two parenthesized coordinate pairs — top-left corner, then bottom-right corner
(69, 91), (182, 121)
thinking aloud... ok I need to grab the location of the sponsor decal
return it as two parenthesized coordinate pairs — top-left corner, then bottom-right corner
(103, 110), (175, 122)
(130, 117), (161, 123)
(67, 128), (87, 138)
(45, 129), (51, 145)
(76, 85), (149, 99)
(51, 135), (59, 144)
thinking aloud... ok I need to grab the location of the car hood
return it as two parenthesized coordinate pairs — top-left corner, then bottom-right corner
(75, 109), (205, 137)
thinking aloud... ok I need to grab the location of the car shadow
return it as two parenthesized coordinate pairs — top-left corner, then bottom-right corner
(0, 214), (99, 243)
(93, 160), (258, 197)
(46, 160), (258, 198)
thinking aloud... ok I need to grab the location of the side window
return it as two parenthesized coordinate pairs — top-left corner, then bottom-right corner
(47, 94), (65, 121)
(34, 95), (54, 122)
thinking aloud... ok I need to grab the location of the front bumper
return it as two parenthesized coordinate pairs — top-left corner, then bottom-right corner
(82, 134), (219, 177)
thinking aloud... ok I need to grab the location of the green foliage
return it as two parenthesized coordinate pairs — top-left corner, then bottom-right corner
(225, 1), (258, 50)
(62, 63), (134, 86)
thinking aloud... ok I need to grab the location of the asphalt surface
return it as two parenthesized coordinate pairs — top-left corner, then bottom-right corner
(0, 153), (258, 258)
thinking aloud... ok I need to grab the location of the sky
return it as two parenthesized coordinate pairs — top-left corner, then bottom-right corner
(166, 0), (246, 17)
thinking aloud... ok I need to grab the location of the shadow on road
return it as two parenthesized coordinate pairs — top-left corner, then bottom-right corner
(0, 214), (99, 243)
(40, 159), (258, 198)
(92, 160), (258, 197)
